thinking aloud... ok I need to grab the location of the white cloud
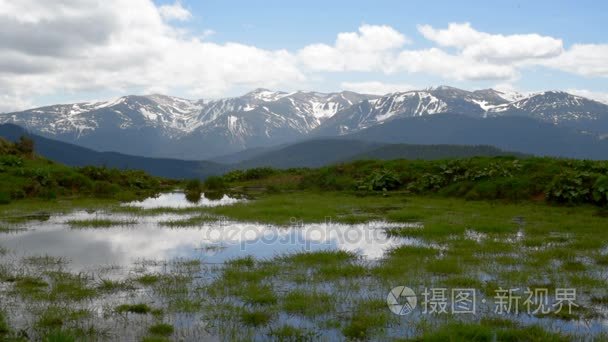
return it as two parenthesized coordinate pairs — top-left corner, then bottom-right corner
(391, 48), (517, 81)
(418, 22), (563, 62)
(299, 24), (518, 81)
(0, 94), (34, 113)
(0, 0), (305, 111)
(336, 24), (410, 51)
(298, 24), (409, 72)
(418, 22), (483, 48)
(158, 1), (191, 21)
(545, 44), (608, 77)
(567, 89), (608, 104)
(341, 81), (416, 95)
(0, 1), (605, 113)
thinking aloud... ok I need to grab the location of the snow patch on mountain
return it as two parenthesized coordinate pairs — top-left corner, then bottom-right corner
(2, 87), (608, 160)
(470, 99), (496, 111)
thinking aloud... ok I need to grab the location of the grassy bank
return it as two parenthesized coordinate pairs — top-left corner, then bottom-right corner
(2, 140), (608, 340)
(0, 137), (175, 206)
(207, 156), (608, 207)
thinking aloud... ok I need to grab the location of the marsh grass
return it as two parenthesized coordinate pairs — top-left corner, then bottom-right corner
(210, 257), (281, 290)
(426, 258), (463, 275)
(97, 278), (135, 292)
(167, 298), (203, 313)
(281, 290), (334, 317)
(23, 255), (68, 268)
(2, 192), (608, 341)
(35, 306), (92, 330)
(66, 218), (137, 228)
(41, 329), (77, 342)
(240, 309), (274, 327)
(0, 311), (9, 336)
(206, 192), (410, 224)
(111, 205), (206, 215)
(276, 250), (367, 281)
(342, 298), (392, 340)
(593, 254), (608, 266)
(0, 198), (118, 217)
(590, 295), (608, 304)
(148, 323), (174, 336)
(142, 336), (171, 342)
(0, 225), (27, 233)
(0, 213), (51, 224)
(413, 321), (571, 341)
(13, 276), (49, 299)
(278, 250), (359, 267)
(149, 274), (192, 298)
(45, 271), (97, 301)
(158, 214), (219, 227)
(115, 303), (153, 315)
(136, 274), (161, 286)
(240, 284), (277, 306)
(535, 304), (601, 321)
(268, 325), (318, 341)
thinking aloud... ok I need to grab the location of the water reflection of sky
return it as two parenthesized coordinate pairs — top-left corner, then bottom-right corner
(123, 192), (244, 208)
(0, 210), (421, 274)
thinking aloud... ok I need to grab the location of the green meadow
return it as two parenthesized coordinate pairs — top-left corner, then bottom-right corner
(1, 138), (607, 340)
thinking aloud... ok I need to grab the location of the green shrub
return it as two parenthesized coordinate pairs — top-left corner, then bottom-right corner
(55, 171), (92, 191)
(359, 169), (401, 191)
(203, 176), (226, 190)
(222, 170), (245, 182)
(0, 192), (11, 205)
(410, 173), (447, 192)
(78, 166), (112, 181)
(10, 189), (26, 200)
(185, 191), (201, 202)
(545, 172), (596, 204)
(245, 167), (276, 180)
(185, 179), (202, 192)
(299, 168), (355, 190)
(439, 181), (475, 197)
(0, 155), (23, 167)
(40, 188), (58, 200)
(93, 181), (120, 197)
(204, 191), (224, 200)
(592, 175), (608, 205)
(16, 136), (34, 157)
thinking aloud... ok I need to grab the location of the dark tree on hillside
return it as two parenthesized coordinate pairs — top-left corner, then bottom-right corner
(17, 135), (34, 158)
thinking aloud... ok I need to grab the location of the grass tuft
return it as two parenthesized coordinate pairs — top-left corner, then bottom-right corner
(115, 303), (153, 315)
(148, 323), (174, 337)
(66, 219), (137, 228)
(240, 309), (273, 327)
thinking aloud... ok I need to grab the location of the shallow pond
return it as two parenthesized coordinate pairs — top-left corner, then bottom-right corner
(1, 192), (605, 341)
(1, 192), (421, 277)
(0, 212), (419, 275)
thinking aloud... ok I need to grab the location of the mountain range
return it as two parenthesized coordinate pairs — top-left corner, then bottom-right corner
(0, 123), (518, 179)
(0, 90), (375, 159)
(1, 86), (607, 160)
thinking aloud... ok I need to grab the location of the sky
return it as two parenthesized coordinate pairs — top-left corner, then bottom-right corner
(0, 0), (607, 111)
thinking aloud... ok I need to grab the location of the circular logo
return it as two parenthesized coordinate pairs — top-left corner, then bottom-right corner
(387, 286), (417, 315)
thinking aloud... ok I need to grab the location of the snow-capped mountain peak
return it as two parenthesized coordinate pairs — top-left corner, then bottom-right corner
(244, 88), (289, 102)
(1, 86), (607, 160)
(486, 90), (608, 127)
